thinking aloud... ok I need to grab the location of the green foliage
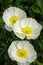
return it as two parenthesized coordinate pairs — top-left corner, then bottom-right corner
(0, 0), (43, 65)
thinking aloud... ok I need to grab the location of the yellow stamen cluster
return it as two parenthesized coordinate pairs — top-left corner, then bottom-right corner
(22, 26), (33, 36)
(9, 16), (20, 25)
(16, 49), (28, 59)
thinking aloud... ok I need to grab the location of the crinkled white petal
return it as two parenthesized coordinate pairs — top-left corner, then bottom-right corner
(8, 41), (18, 61)
(2, 6), (27, 27)
(21, 41), (37, 62)
(13, 21), (22, 33)
(27, 22), (42, 39)
(18, 18), (42, 30)
(28, 18), (42, 30)
(27, 32), (40, 39)
(16, 41), (32, 49)
(14, 32), (25, 39)
(17, 62), (30, 65)
(5, 24), (13, 31)
(13, 18), (42, 39)
(8, 41), (37, 63)
(27, 49), (37, 63)
(13, 21), (25, 39)
(17, 41), (25, 49)
(2, 8), (11, 26)
(18, 19), (29, 28)
(17, 41), (34, 50)
(13, 7), (27, 19)
(7, 7), (15, 16)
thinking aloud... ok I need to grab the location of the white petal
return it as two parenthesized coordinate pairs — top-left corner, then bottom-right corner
(34, 23), (42, 33)
(16, 41), (25, 49)
(5, 24), (13, 31)
(17, 62), (30, 65)
(2, 14), (10, 26)
(14, 32), (25, 39)
(28, 18), (38, 26)
(27, 32), (40, 39)
(16, 41), (34, 49)
(13, 21), (25, 39)
(13, 7), (27, 19)
(29, 18), (42, 32)
(7, 7), (15, 16)
(14, 41), (34, 53)
(26, 22), (42, 39)
(2, 7), (11, 26)
(8, 41), (18, 61)
(18, 18), (42, 29)
(20, 41), (37, 63)
(27, 50), (37, 63)
(23, 41), (34, 49)
(13, 21), (22, 33)
(18, 18), (29, 28)
(8, 47), (16, 61)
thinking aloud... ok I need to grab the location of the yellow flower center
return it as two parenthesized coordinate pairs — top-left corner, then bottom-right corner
(16, 49), (28, 59)
(9, 16), (20, 25)
(22, 26), (33, 36)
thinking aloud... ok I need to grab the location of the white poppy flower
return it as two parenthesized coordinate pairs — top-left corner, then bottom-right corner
(8, 41), (37, 65)
(13, 18), (42, 39)
(2, 7), (27, 31)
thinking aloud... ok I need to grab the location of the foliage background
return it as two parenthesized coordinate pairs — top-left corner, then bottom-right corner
(0, 0), (43, 65)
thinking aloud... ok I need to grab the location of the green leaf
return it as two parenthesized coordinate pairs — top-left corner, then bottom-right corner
(36, 60), (43, 65)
